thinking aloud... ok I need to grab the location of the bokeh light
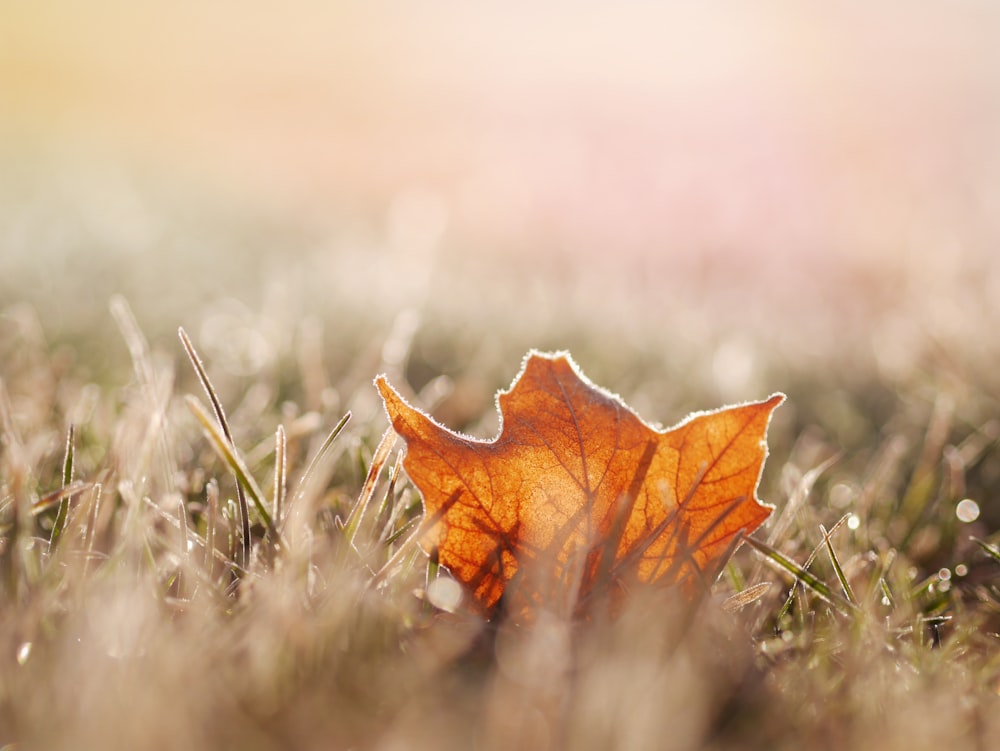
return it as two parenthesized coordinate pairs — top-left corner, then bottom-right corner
(956, 498), (981, 523)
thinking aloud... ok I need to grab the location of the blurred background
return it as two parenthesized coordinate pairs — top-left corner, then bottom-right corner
(2, 0), (999, 412)
(6, 6), (1000, 748)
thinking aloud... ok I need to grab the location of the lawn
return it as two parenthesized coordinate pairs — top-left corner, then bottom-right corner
(2, 180), (998, 748)
(2, 4), (1000, 749)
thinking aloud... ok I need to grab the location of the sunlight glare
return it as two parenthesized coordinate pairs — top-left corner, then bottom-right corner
(16, 641), (32, 665)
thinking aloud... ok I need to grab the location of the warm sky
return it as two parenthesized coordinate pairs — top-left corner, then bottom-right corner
(5, 1), (999, 268)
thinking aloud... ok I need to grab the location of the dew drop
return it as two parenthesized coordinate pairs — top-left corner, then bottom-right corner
(847, 514), (860, 530)
(955, 564), (968, 577)
(426, 576), (463, 613)
(956, 498), (980, 523)
(16, 641), (32, 665)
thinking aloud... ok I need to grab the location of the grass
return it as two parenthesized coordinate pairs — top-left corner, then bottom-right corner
(1, 183), (1000, 750)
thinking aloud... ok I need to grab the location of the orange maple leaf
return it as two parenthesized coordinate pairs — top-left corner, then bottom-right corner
(375, 351), (783, 618)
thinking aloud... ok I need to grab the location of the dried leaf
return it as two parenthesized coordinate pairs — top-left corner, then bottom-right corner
(376, 351), (783, 617)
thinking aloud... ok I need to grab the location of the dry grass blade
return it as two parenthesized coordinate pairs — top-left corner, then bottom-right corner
(345, 428), (397, 546)
(110, 296), (176, 494)
(31, 481), (92, 517)
(204, 478), (219, 572)
(0, 377), (23, 452)
(81, 482), (104, 576)
(273, 424), (287, 527)
(766, 453), (839, 548)
(723, 581), (772, 613)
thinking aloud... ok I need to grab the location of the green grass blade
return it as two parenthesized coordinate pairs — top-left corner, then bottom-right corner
(372, 521), (423, 588)
(743, 535), (856, 614)
(776, 514), (856, 619)
(375, 459), (404, 544)
(879, 577), (896, 608)
(186, 395), (281, 547)
(820, 520), (857, 605)
(971, 536), (1000, 564)
(384, 514), (418, 547)
(725, 560), (747, 594)
(292, 412), (352, 498)
(50, 424), (76, 548)
(281, 411), (352, 530)
(179, 327), (251, 567)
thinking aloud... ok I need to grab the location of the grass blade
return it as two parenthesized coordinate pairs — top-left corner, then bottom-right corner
(179, 326), (251, 567)
(32, 482), (92, 517)
(111, 296), (176, 495)
(82, 482), (103, 577)
(820, 519), (857, 605)
(723, 581), (772, 613)
(344, 428), (397, 546)
(293, 412), (352, 499)
(372, 521), (423, 588)
(273, 424), (287, 527)
(879, 577), (896, 608)
(50, 424), (76, 547)
(743, 535), (856, 614)
(375, 458), (405, 544)
(281, 411), (352, 533)
(775, 514), (854, 620)
(971, 536), (1000, 564)
(185, 395), (280, 547)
